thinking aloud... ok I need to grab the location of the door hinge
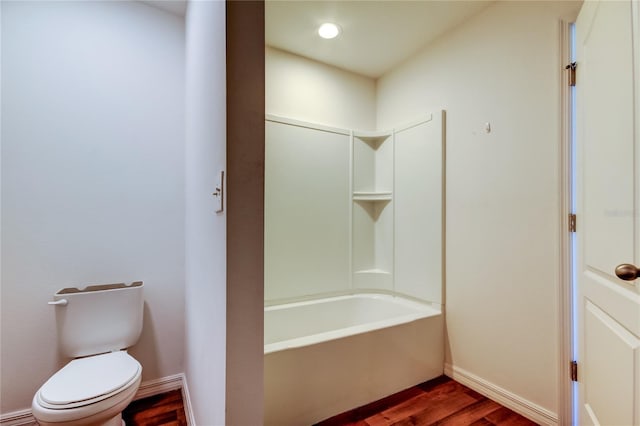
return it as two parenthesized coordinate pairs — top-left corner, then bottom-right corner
(570, 360), (578, 382)
(569, 213), (577, 233)
(566, 62), (577, 86)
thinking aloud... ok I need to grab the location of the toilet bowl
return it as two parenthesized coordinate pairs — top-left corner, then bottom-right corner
(32, 282), (144, 426)
(32, 351), (141, 426)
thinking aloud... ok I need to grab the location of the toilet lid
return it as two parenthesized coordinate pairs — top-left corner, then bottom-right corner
(39, 351), (140, 406)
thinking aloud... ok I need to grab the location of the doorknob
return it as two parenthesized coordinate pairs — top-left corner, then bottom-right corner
(614, 263), (640, 281)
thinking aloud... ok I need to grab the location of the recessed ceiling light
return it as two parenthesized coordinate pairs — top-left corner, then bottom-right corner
(318, 23), (341, 39)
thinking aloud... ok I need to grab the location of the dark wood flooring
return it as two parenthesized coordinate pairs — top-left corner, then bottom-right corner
(316, 376), (538, 426)
(123, 389), (187, 426)
(122, 377), (537, 426)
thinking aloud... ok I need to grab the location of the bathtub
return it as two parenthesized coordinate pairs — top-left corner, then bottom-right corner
(264, 293), (444, 426)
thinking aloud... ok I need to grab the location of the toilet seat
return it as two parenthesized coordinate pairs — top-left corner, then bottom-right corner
(36, 351), (141, 410)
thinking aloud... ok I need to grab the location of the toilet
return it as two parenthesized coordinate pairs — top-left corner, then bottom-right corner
(32, 282), (144, 426)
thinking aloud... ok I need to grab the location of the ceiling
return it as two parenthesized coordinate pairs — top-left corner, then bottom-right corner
(266, 1), (493, 79)
(140, 0), (494, 80)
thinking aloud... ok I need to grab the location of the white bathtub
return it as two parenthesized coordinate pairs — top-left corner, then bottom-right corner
(264, 293), (444, 426)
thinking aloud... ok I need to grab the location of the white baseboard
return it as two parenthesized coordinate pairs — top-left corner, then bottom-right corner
(0, 410), (36, 426)
(444, 363), (558, 426)
(133, 373), (184, 400)
(180, 374), (197, 426)
(0, 373), (194, 426)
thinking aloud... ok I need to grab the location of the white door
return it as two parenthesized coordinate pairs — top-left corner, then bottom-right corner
(576, 1), (640, 425)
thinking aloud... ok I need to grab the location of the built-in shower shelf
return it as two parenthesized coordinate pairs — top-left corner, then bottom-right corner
(353, 192), (392, 201)
(353, 269), (392, 290)
(353, 131), (392, 149)
(354, 269), (391, 275)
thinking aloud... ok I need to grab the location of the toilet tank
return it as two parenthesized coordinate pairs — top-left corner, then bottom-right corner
(51, 282), (144, 358)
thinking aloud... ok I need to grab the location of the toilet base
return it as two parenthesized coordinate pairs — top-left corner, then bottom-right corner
(102, 413), (123, 426)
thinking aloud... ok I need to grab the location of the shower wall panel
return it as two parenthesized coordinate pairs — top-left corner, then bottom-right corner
(265, 119), (351, 302)
(394, 113), (444, 303)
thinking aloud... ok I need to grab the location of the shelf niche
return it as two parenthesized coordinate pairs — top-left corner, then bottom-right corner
(352, 131), (393, 194)
(352, 130), (394, 291)
(352, 198), (393, 290)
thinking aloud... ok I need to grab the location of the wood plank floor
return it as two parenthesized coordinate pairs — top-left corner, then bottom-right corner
(315, 376), (538, 426)
(122, 377), (537, 426)
(123, 389), (187, 426)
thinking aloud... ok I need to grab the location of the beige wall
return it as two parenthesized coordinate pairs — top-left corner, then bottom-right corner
(226, 2), (265, 425)
(266, 47), (376, 130)
(377, 0), (581, 416)
(1, 1), (185, 414)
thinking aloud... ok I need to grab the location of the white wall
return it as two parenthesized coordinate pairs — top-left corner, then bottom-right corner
(266, 47), (376, 130)
(184, 1), (226, 424)
(377, 0), (580, 416)
(0, 1), (185, 413)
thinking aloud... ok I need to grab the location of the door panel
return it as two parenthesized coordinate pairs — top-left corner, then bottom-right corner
(576, 0), (640, 424)
(584, 300), (638, 426)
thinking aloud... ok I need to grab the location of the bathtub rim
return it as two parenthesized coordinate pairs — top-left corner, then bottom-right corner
(264, 292), (442, 355)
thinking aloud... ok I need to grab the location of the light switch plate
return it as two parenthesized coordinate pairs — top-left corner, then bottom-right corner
(214, 170), (224, 213)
